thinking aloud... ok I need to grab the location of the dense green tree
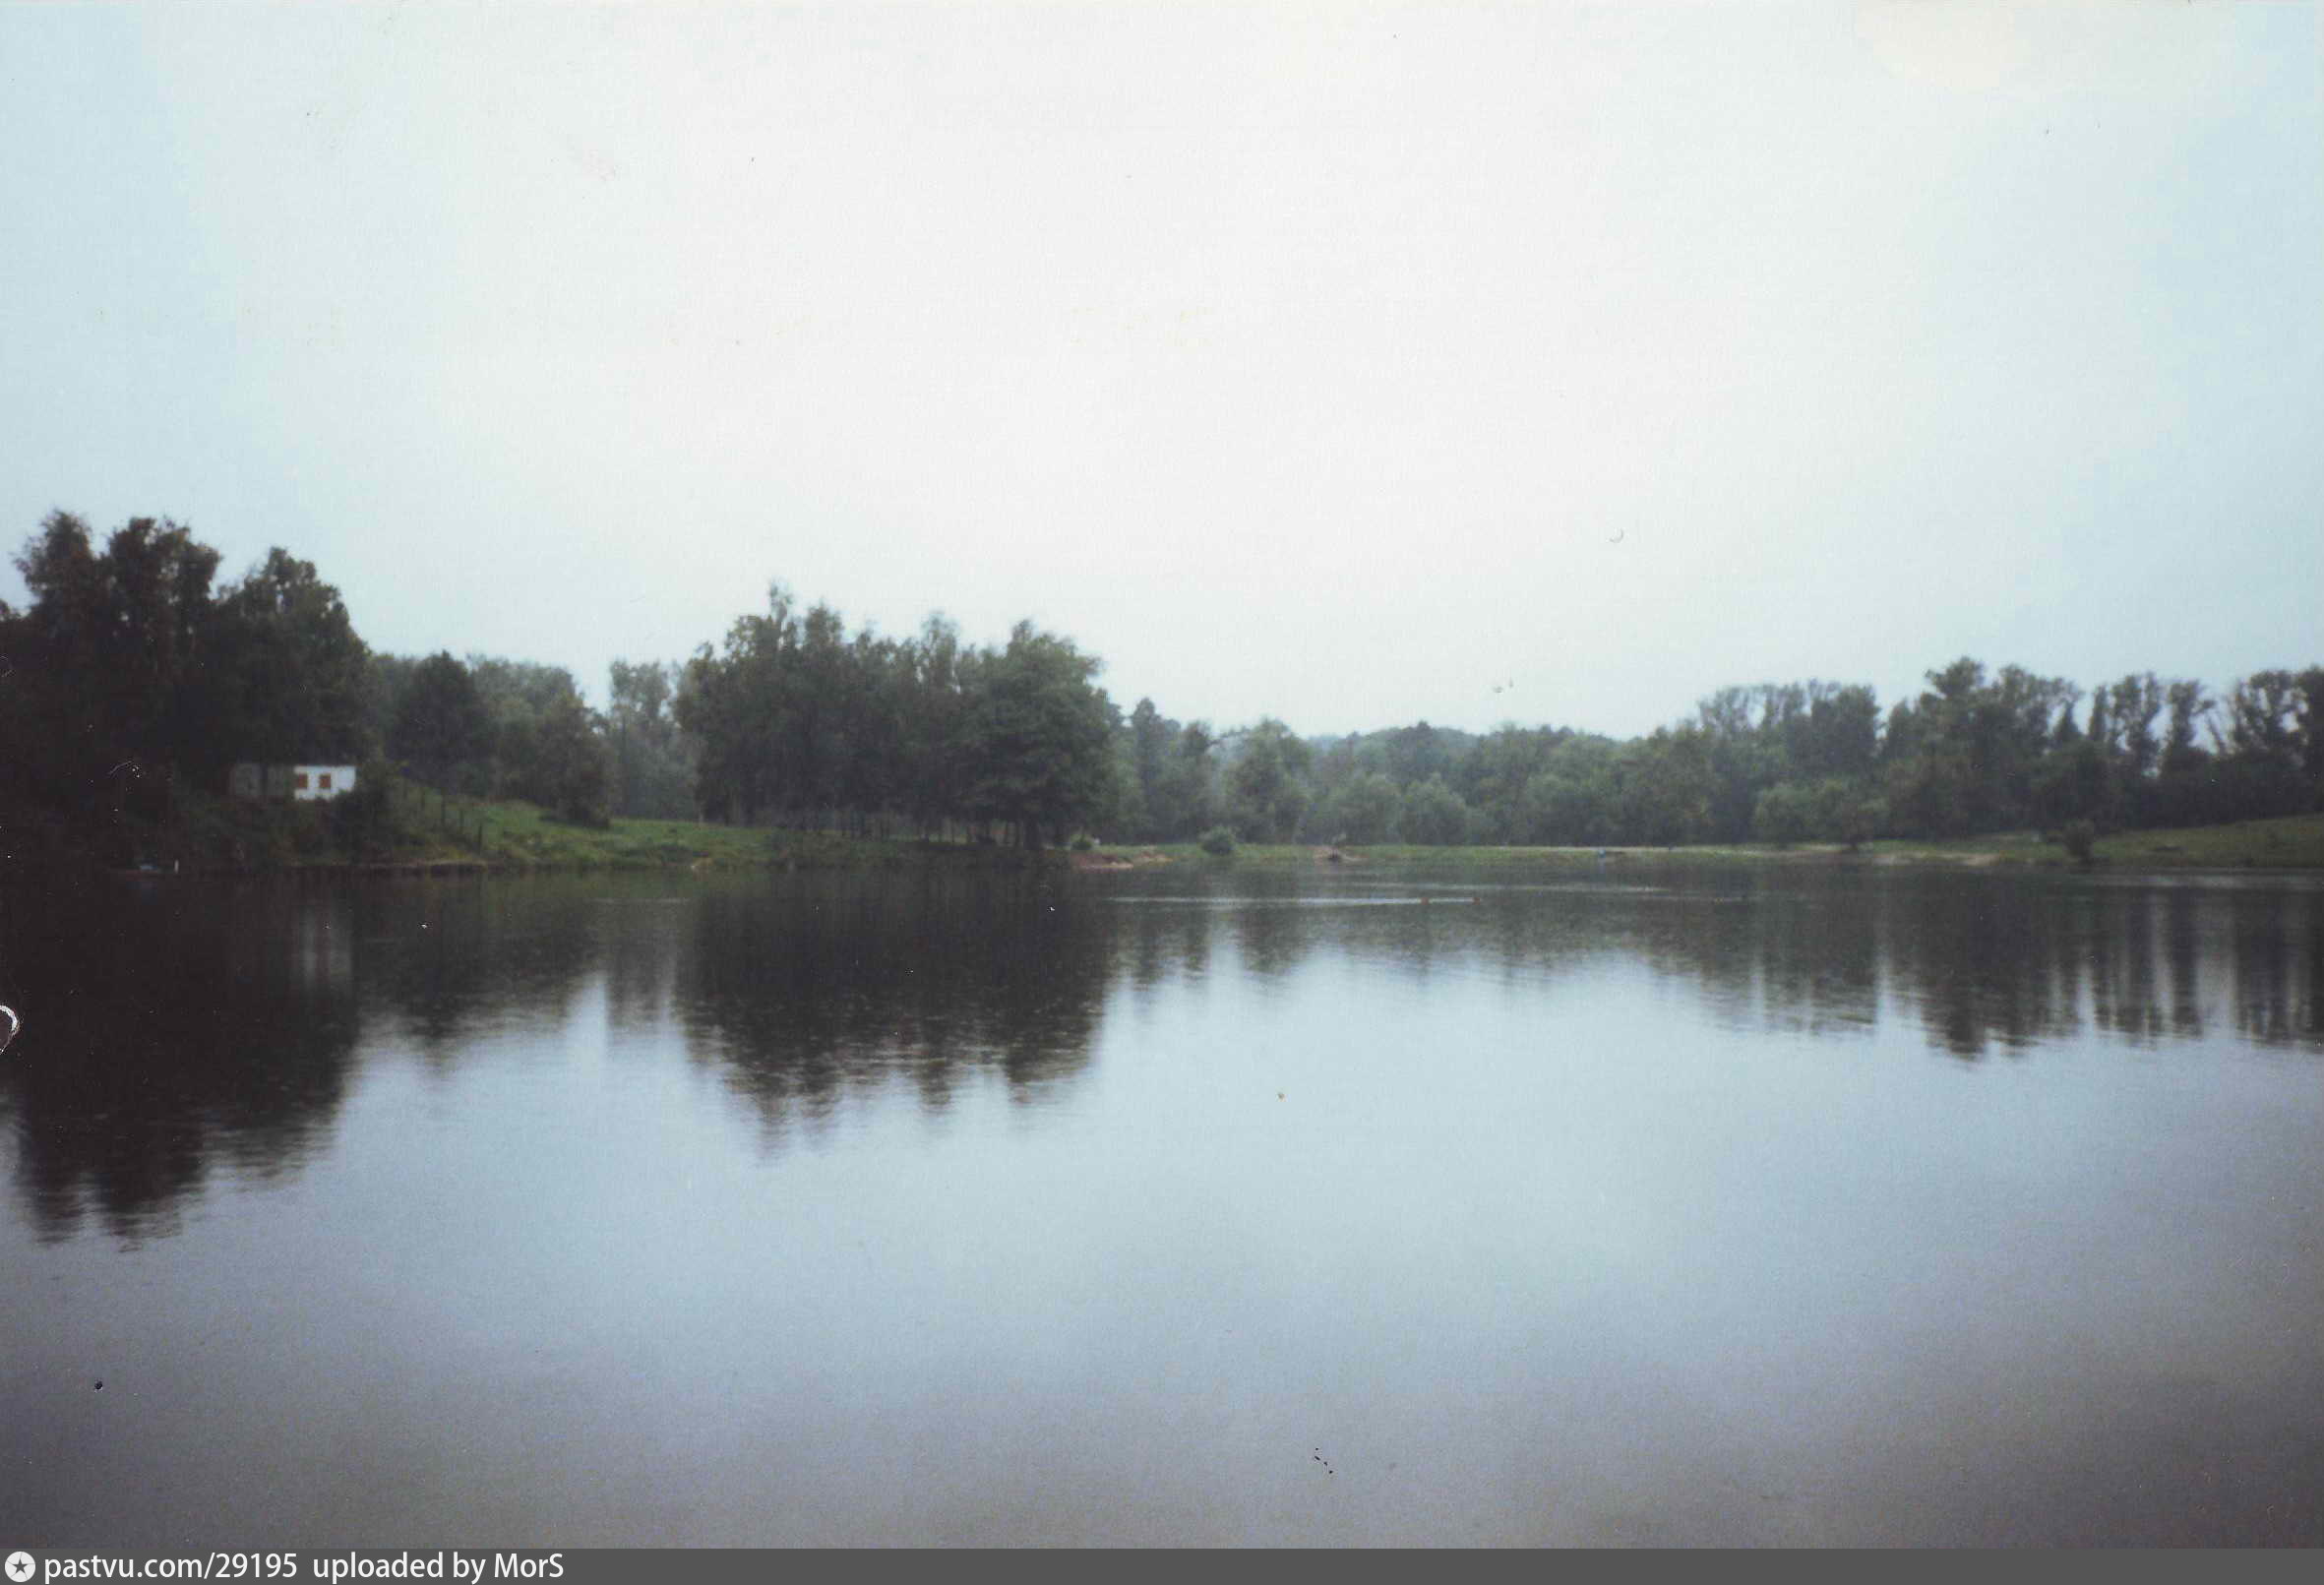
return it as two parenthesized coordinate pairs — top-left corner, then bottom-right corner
(1808, 778), (1884, 848)
(0, 513), (242, 838)
(676, 584), (802, 824)
(1802, 684), (1881, 781)
(2162, 680), (2213, 775)
(2205, 669), (2320, 820)
(1455, 725), (1566, 842)
(1751, 781), (1815, 846)
(1399, 774), (1471, 845)
(214, 549), (371, 766)
(899, 614), (971, 837)
(1380, 721), (1454, 787)
(607, 658), (697, 820)
(533, 689), (611, 825)
(1319, 769), (1401, 844)
(1516, 734), (1623, 845)
(1123, 698), (1175, 841)
(389, 652), (492, 793)
(1875, 658), (2072, 836)
(465, 655), (594, 802)
(2295, 667), (2324, 784)
(1621, 726), (1717, 844)
(2223, 671), (2304, 772)
(2032, 739), (2112, 830)
(2112, 673), (2163, 781)
(1224, 718), (1313, 841)
(956, 621), (1120, 847)
(7, 514), (223, 791)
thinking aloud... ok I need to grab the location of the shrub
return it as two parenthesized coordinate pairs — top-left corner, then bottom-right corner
(1070, 834), (1096, 852)
(1198, 824), (1238, 858)
(1399, 775), (1470, 846)
(2061, 819), (2098, 863)
(1752, 782), (1815, 847)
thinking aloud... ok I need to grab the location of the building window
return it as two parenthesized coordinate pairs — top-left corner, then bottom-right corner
(319, 772), (333, 791)
(295, 771), (310, 790)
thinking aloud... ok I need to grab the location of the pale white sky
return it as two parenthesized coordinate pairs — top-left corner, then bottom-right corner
(3, 2), (2318, 739)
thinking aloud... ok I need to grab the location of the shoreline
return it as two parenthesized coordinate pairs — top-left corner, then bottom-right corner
(14, 808), (2320, 884)
(1093, 813), (2324, 875)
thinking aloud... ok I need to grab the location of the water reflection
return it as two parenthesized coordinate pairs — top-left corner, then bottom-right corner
(1097, 868), (2322, 1063)
(358, 881), (609, 1058)
(672, 875), (1106, 1127)
(2, 867), (2318, 1248)
(0, 881), (360, 1243)
(6, 863), (2324, 1545)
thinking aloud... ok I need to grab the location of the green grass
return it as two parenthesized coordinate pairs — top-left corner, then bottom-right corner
(473, 802), (774, 869)
(1095, 813), (2324, 873)
(469, 802), (1067, 872)
(34, 772), (1070, 876)
(2087, 812), (2324, 870)
(1860, 813), (2324, 869)
(64, 787), (2324, 878)
(1104, 840), (1784, 869)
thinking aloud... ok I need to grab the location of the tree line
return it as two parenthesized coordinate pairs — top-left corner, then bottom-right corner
(671, 582), (1116, 847)
(0, 512), (691, 841)
(3, 511), (2319, 857)
(1138, 661), (2323, 850)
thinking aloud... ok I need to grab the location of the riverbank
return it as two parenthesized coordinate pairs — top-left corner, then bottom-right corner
(476, 807), (1062, 873)
(1092, 812), (2324, 873)
(4, 788), (1072, 881)
(23, 796), (2321, 881)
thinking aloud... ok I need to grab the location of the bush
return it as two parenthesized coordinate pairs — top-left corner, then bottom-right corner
(1752, 782), (1815, 847)
(1070, 834), (1095, 852)
(1399, 775), (1470, 846)
(2061, 819), (2098, 863)
(1198, 824), (1238, 858)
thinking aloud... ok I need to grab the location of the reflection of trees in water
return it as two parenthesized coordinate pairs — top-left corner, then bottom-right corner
(2231, 885), (2324, 1048)
(1615, 872), (2318, 1060)
(2166, 888), (2207, 1041)
(8, 868), (2311, 1241)
(1462, 870), (2316, 1061)
(1103, 896), (1223, 1039)
(356, 879), (606, 1061)
(2087, 887), (2163, 1044)
(674, 875), (1108, 1131)
(1873, 874), (2086, 1058)
(1639, 877), (1885, 1039)
(1090, 869), (2324, 1062)
(0, 882), (360, 1243)
(1228, 896), (1310, 981)
(1115, 894), (1212, 994)
(602, 896), (687, 1033)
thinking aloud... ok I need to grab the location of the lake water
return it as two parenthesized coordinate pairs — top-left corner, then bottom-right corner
(3, 862), (2320, 1546)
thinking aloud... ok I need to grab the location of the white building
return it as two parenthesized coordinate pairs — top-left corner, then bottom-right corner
(229, 763), (359, 801)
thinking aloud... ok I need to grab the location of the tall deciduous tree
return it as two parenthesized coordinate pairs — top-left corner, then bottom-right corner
(958, 621), (1119, 847)
(533, 689), (611, 825)
(608, 658), (697, 819)
(3, 512), (225, 812)
(389, 652), (492, 793)
(214, 548), (371, 766)
(1225, 717), (1313, 841)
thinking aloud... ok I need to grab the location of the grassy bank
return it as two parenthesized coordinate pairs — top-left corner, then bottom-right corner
(1095, 812), (2324, 873)
(475, 803), (1058, 872)
(36, 789), (2323, 879)
(12, 778), (1070, 877)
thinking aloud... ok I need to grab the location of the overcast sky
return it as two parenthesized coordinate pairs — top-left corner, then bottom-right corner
(3, 2), (2317, 739)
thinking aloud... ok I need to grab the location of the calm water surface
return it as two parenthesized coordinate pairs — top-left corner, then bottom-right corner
(3, 863), (2320, 1545)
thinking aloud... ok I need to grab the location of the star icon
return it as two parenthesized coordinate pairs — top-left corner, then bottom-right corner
(8, 1552), (38, 1582)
